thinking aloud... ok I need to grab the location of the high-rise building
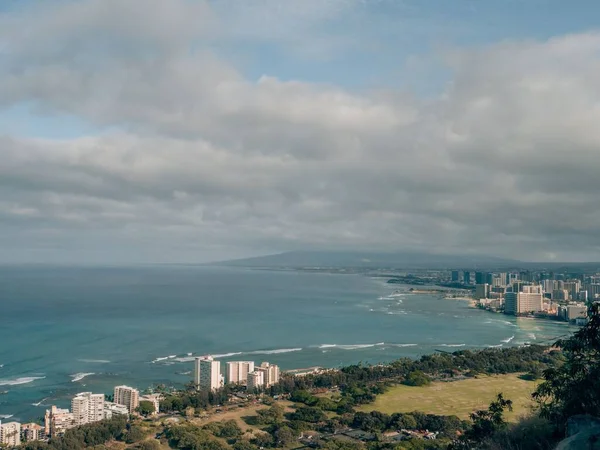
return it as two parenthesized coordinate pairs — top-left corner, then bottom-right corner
(451, 271), (459, 282)
(463, 271), (471, 285)
(504, 286), (543, 315)
(585, 283), (600, 300)
(247, 370), (265, 391)
(564, 281), (581, 300)
(474, 284), (490, 300)
(257, 362), (280, 388)
(71, 392), (104, 426)
(21, 423), (43, 442)
(227, 361), (255, 384)
(113, 386), (139, 414)
(45, 406), (75, 437)
(194, 356), (222, 391)
(0, 422), (21, 447)
(475, 272), (484, 285)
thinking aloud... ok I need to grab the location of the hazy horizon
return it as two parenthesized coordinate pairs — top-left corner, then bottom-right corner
(2, 1), (600, 264)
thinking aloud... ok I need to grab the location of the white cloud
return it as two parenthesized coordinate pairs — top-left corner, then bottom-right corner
(1, 2), (600, 262)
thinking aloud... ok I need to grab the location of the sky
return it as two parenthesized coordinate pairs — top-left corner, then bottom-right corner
(2, 0), (600, 264)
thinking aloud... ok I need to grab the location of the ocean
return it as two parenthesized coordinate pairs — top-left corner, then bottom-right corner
(0, 265), (574, 422)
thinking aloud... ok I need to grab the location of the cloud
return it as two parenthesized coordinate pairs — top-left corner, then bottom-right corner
(1, 2), (600, 262)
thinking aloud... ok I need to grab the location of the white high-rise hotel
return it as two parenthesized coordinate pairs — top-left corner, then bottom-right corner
(227, 361), (255, 384)
(113, 386), (139, 413)
(195, 356), (223, 391)
(71, 392), (104, 426)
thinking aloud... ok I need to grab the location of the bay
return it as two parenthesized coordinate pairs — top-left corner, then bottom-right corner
(0, 265), (574, 422)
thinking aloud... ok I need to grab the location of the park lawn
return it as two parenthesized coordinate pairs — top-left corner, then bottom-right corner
(360, 374), (540, 421)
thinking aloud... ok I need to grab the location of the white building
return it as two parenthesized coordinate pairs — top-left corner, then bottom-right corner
(0, 422), (21, 447)
(247, 370), (265, 391)
(114, 385), (139, 414)
(227, 361), (255, 384)
(195, 356), (222, 391)
(567, 304), (588, 321)
(257, 362), (280, 387)
(504, 286), (543, 315)
(72, 392), (105, 426)
(103, 402), (130, 420)
(139, 394), (162, 416)
(45, 406), (75, 437)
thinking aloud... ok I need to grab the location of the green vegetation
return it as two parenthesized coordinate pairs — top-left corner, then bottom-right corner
(402, 371), (431, 387)
(19, 416), (128, 450)
(137, 400), (156, 417)
(534, 303), (600, 428)
(361, 374), (539, 421)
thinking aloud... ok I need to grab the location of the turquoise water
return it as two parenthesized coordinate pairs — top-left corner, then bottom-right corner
(0, 265), (574, 422)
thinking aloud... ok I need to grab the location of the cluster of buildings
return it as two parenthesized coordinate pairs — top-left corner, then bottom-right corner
(193, 356), (280, 392)
(0, 385), (161, 445)
(451, 270), (593, 322)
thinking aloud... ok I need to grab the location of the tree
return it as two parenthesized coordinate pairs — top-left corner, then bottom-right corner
(533, 303), (600, 427)
(454, 393), (512, 448)
(137, 400), (155, 417)
(138, 440), (161, 450)
(252, 432), (274, 448)
(402, 370), (431, 386)
(125, 425), (146, 444)
(274, 426), (296, 447)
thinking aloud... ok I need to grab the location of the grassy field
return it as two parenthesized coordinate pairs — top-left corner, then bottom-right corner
(360, 374), (540, 421)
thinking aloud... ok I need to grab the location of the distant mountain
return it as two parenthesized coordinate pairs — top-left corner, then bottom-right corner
(213, 251), (521, 270)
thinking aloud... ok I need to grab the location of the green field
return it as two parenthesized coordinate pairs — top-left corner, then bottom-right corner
(360, 374), (539, 421)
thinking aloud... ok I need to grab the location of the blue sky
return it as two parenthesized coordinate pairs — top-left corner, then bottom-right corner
(2, 0), (600, 262)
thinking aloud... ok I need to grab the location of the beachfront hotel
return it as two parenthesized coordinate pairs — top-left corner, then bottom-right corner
(246, 370), (265, 391)
(257, 362), (280, 387)
(226, 361), (255, 384)
(71, 392), (105, 426)
(45, 405), (75, 437)
(113, 385), (139, 414)
(0, 421), (21, 447)
(195, 356), (222, 391)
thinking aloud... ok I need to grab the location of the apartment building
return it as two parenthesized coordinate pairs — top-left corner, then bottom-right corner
(0, 422), (21, 447)
(72, 392), (105, 426)
(113, 385), (139, 414)
(195, 356), (222, 391)
(227, 361), (255, 384)
(44, 406), (75, 437)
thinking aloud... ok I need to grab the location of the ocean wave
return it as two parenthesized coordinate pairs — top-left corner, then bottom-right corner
(31, 397), (49, 407)
(173, 357), (196, 363)
(386, 311), (407, 315)
(212, 352), (244, 359)
(440, 344), (466, 347)
(527, 333), (537, 340)
(246, 348), (302, 355)
(71, 373), (94, 382)
(0, 376), (45, 387)
(316, 343), (385, 350)
(78, 359), (110, 364)
(0, 414), (13, 419)
(389, 344), (418, 348)
(501, 335), (515, 344)
(151, 355), (177, 364)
